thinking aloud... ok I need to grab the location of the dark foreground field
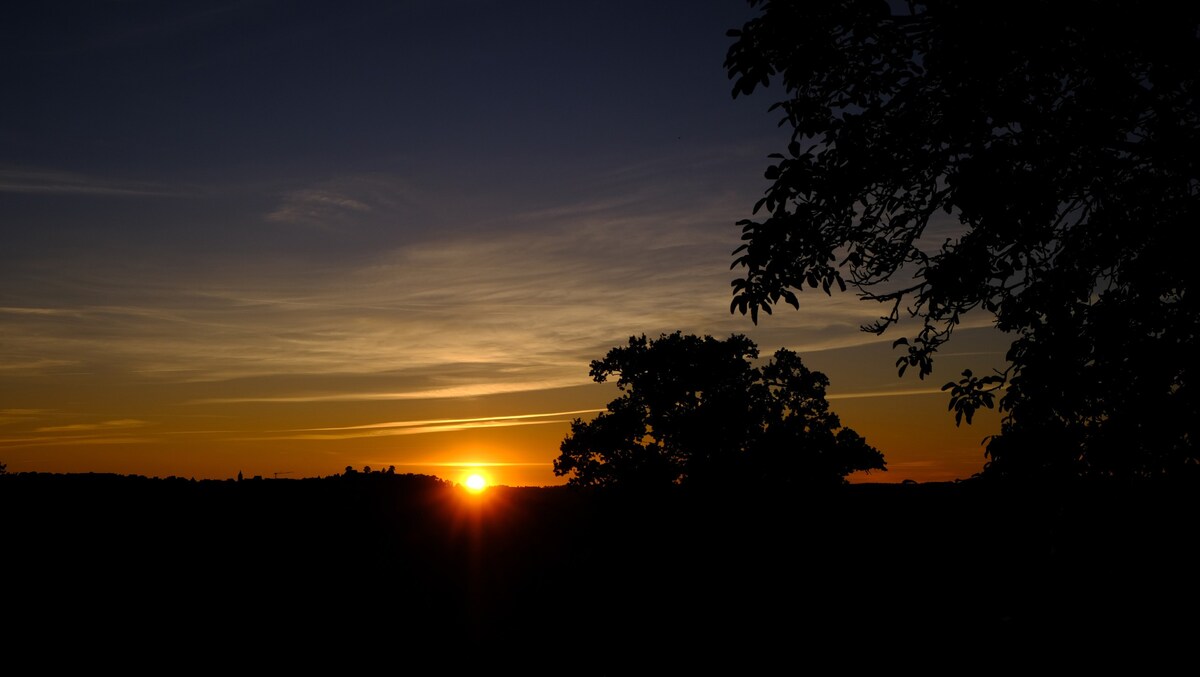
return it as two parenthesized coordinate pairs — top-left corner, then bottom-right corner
(4, 472), (1198, 671)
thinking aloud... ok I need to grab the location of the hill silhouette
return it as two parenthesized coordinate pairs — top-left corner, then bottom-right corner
(3, 471), (1197, 670)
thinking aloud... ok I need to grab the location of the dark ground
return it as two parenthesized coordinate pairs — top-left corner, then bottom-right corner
(3, 472), (1197, 671)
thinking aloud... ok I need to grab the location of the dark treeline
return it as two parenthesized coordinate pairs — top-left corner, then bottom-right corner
(3, 471), (1198, 670)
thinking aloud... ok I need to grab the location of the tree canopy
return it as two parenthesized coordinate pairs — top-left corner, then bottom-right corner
(553, 332), (885, 489)
(725, 1), (1199, 479)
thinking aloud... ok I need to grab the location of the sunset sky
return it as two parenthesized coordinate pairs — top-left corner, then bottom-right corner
(1, 0), (1008, 486)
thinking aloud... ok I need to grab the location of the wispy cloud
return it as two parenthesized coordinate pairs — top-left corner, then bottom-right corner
(0, 307), (76, 316)
(266, 189), (372, 225)
(0, 168), (992, 407)
(263, 175), (437, 232)
(193, 380), (594, 404)
(0, 409), (57, 427)
(35, 419), (150, 433)
(0, 358), (78, 372)
(297, 409), (604, 432)
(0, 434), (156, 449)
(274, 418), (574, 441)
(206, 409), (607, 441)
(0, 168), (179, 197)
(826, 388), (946, 401)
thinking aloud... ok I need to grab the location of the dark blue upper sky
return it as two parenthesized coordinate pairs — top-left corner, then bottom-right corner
(4, 1), (769, 178)
(3, 1), (785, 265)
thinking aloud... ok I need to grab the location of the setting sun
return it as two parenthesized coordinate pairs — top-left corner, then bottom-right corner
(464, 473), (488, 492)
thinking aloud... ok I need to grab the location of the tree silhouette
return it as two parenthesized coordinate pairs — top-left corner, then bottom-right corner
(725, 1), (1199, 478)
(554, 332), (885, 488)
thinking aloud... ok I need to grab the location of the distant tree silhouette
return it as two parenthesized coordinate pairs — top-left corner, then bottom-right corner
(554, 332), (885, 488)
(725, 1), (1199, 479)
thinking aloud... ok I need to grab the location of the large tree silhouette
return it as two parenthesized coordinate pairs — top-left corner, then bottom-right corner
(725, 1), (1199, 478)
(554, 332), (885, 488)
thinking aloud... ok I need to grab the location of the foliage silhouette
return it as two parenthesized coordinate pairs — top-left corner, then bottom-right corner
(725, 0), (1199, 478)
(554, 332), (885, 488)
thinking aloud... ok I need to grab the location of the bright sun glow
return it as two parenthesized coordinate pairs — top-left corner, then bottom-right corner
(464, 473), (488, 492)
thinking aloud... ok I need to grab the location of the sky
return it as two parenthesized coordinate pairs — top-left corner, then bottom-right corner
(1, 0), (1009, 486)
